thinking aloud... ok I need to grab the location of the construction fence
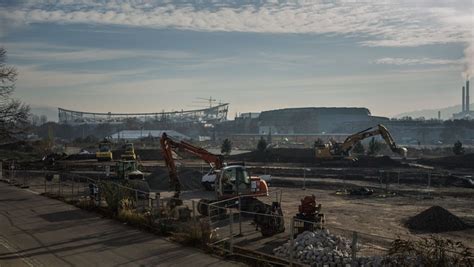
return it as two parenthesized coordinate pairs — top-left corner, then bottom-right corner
(1, 166), (472, 266)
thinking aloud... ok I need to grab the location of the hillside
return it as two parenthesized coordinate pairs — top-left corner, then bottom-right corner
(394, 104), (473, 120)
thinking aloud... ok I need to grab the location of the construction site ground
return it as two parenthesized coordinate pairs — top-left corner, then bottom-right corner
(160, 181), (474, 256)
(6, 157), (474, 262)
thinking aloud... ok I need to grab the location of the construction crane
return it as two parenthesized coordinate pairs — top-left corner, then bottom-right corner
(160, 132), (285, 236)
(315, 124), (407, 160)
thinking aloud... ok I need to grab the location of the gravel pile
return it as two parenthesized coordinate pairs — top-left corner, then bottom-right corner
(146, 167), (203, 191)
(405, 206), (468, 233)
(273, 230), (354, 266)
(273, 230), (388, 266)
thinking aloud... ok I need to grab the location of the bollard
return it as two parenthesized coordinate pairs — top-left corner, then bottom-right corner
(427, 172), (431, 188)
(238, 197), (242, 236)
(208, 202), (212, 225)
(135, 190), (139, 208)
(229, 208), (234, 254)
(351, 231), (358, 267)
(289, 217), (295, 266)
(192, 200), (197, 237)
(156, 195), (160, 218)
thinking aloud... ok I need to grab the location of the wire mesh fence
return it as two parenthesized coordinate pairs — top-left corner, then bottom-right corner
(1, 167), (472, 266)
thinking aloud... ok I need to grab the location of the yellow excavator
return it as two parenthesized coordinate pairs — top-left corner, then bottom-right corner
(315, 124), (407, 160)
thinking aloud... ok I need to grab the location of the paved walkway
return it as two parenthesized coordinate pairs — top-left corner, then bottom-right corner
(0, 183), (241, 266)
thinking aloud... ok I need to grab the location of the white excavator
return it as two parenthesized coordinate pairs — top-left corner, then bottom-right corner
(160, 132), (285, 236)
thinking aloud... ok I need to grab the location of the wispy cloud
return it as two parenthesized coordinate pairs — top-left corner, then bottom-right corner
(373, 57), (462, 66)
(4, 42), (195, 64)
(1, 0), (472, 48)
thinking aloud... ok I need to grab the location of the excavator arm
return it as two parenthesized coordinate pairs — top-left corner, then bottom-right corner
(160, 132), (224, 198)
(340, 124), (407, 157)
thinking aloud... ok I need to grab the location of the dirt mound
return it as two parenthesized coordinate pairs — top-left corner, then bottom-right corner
(405, 206), (468, 233)
(230, 148), (314, 163)
(352, 156), (403, 168)
(418, 153), (474, 169)
(230, 149), (403, 167)
(65, 153), (96, 160)
(146, 167), (203, 191)
(0, 141), (35, 152)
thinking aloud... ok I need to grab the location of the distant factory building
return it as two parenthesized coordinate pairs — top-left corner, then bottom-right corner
(257, 107), (387, 134)
(216, 107), (389, 139)
(453, 79), (473, 120)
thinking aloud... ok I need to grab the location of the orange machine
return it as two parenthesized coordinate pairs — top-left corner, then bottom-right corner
(160, 132), (268, 199)
(160, 133), (284, 236)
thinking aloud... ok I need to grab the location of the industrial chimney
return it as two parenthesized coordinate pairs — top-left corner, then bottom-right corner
(462, 86), (465, 112)
(467, 80), (470, 112)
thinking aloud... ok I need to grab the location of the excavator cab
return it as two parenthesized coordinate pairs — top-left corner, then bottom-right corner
(215, 165), (269, 199)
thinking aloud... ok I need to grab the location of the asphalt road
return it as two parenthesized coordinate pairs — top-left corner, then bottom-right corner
(0, 183), (242, 267)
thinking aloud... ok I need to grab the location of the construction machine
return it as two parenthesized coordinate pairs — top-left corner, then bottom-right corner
(96, 139), (113, 161)
(315, 124), (407, 160)
(116, 160), (144, 180)
(120, 143), (137, 161)
(114, 160), (149, 196)
(160, 132), (285, 236)
(293, 195), (325, 235)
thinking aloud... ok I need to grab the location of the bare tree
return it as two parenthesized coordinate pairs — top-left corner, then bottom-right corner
(39, 114), (48, 125)
(30, 114), (40, 126)
(0, 47), (30, 142)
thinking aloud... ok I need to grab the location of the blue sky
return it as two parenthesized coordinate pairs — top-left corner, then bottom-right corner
(0, 0), (473, 119)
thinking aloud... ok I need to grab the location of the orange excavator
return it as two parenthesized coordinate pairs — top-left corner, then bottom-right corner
(160, 133), (285, 236)
(160, 132), (224, 198)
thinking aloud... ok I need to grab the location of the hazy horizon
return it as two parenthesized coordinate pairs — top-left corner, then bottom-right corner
(1, 0), (473, 118)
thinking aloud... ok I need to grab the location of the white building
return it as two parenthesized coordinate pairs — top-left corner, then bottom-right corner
(110, 130), (190, 141)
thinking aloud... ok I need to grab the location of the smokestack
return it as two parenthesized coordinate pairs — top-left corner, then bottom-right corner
(462, 86), (465, 112)
(467, 80), (470, 112)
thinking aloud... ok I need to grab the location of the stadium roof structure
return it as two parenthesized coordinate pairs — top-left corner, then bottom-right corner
(58, 103), (229, 125)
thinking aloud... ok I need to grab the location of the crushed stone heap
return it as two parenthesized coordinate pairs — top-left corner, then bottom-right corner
(273, 230), (385, 266)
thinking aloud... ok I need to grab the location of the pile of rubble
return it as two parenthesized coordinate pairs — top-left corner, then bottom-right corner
(146, 167), (203, 191)
(273, 230), (386, 266)
(274, 230), (347, 266)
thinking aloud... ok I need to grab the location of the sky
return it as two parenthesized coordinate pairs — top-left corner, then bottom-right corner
(0, 0), (473, 119)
